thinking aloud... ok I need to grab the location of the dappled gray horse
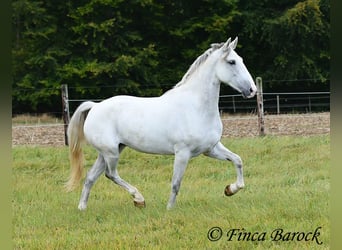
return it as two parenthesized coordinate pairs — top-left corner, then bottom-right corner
(66, 37), (257, 210)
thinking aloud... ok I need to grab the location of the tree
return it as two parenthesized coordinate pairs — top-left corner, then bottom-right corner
(237, 0), (330, 91)
(12, 0), (72, 113)
(12, 0), (330, 114)
(62, 0), (162, 100)
(152, 0), (241, 91)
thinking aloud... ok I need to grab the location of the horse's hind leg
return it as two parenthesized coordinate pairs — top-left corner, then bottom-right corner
(104, 147), (145, 208)
(78, 154), (106, 210)
(204, 141), (245, 196)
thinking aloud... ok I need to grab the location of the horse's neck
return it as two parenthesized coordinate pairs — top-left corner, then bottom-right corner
(174, 58), (221, 119)
(184, 57), (221, 104)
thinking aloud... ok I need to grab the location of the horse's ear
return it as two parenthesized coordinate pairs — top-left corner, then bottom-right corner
(230, 37), (238, 50)
(222, 37), (231, 52)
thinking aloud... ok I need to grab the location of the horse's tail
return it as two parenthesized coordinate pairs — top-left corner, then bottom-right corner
(65, 101), (95, 192)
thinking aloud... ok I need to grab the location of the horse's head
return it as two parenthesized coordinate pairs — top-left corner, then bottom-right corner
(215, 37), (257, 98)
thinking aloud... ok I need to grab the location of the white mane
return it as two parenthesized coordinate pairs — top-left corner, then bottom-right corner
(174, 43), (224, 88)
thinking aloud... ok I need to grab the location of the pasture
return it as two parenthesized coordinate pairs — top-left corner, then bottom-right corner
(13, 135), (330, 249)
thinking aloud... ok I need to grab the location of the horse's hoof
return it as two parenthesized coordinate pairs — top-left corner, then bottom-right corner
(224, 185), (234, 196)
(134, 200), (146, 208)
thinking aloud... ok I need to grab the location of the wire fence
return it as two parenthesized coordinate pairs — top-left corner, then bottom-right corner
(12, 77), (330, 117)
(12, 92), (329, 119)
(13, 83), (330, 146)
(66, 91), (330, 116)
(12, 78), (330, 146)
(219, 92), (330, 114)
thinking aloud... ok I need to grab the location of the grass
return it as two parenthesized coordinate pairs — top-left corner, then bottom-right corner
(13, 135), (330, 249)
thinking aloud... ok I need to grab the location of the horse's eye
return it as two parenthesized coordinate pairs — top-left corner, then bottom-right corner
(227, 60), (236, 65)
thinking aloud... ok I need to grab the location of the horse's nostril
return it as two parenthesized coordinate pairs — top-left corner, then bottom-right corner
(249, 87), (253, 93)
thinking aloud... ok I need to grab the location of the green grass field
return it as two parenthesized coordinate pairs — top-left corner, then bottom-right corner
(13, 135), (330, 249)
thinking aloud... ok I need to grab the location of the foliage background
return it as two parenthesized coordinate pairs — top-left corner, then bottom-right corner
(12, 0), (330, 114)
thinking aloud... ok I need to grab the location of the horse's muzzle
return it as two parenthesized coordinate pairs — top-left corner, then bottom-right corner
(242, 87), (256, 99)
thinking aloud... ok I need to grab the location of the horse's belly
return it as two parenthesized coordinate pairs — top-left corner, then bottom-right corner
(118, 121), (221, 156)
(124, 140), (174, 155)
(117, 122), (176, 154)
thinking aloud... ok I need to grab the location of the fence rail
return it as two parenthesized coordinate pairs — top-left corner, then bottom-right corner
(66, 92), (330, 115)
(58, 79), (330, 144)
(219, 91), (330, 114)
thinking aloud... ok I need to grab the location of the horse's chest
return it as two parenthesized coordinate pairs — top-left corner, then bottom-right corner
(185, 119), (222, 146)
(194, 117), (222, 136)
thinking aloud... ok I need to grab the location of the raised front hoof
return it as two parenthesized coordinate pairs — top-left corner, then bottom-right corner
(134, 200), (146, 208)
(224, 185), (235, 196)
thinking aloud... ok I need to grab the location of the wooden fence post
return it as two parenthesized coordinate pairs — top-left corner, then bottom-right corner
(232, 96), (236, 113)
(256, 77), (265, 136)
(276, 95), (280, 114)
(61, 84), (70, 146)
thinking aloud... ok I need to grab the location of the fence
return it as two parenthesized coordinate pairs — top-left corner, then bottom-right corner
(61, 78), (329, 117)
(12, 79), (330, 146)
(60, 78), (330, 143)
(219, 91), (330, 114)
(63, 87), (330, 116)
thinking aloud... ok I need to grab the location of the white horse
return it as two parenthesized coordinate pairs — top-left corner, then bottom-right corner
(66, 37), (257, 210)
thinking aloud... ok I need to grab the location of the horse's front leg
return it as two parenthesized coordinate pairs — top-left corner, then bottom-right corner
(167, 150), (191, 210)
(204, 141), (245, 196)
